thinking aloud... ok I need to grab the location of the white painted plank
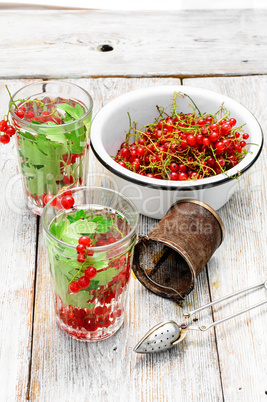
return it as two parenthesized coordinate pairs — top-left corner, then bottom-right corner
(183, 75), (267, 402)
(0, 80), (38, 401)
(29, 77), (223, 402)
(0, 9), (267, 78)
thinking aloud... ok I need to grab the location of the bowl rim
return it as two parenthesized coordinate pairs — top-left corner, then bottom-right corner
(90, 85), (264, 190)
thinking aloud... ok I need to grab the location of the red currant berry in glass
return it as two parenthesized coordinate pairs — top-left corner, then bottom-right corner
(69, 281), (81, 293)
(146, 173), (155, 178)
(44, 194), (57, 206)
(84, 266), (97, 279)
(0, 134), (10, 144)
(5, 126), (16, 136)
(169, 162), (178, 172)
(169, 171), (179, 180)
(76, 244), (86, 254)
(235, 132), (241, 138)
(77, 276), (91, 289)
(94, 306), (108, 316)
(178, 172), (188, 180)
(243, 133), (249, 140)
(95, 239), (108, 247)
(15, 108), (25, 119)
(25, 111), (35, 119)
(78, 236), (92, 247)
(107, 237), (117, 243)
(240, 140), (246, 147)
(77, 254), (86, 263)
(61, 195), (75, 209)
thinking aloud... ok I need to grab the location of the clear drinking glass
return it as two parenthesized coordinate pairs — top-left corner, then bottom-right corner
(42, 186), (139, 341)
(9, 81), (93, 215)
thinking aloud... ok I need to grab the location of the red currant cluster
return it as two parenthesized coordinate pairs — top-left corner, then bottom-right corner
(55, 293), (123, 337)
(114, 111), (249, 180)
(13, 97), (64, 124)
(0, 119), (16, 144)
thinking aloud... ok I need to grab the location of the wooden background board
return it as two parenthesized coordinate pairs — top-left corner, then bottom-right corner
(0, 9), (267, 78)
(0, 76), (258, 402)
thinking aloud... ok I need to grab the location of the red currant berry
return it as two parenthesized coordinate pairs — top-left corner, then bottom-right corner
(243, 133), (249, 140)
(169, 171), (179, 180)
(61, 195), (75, 209)
(178, 172), (188, 181)
(120, 147), (130, 158)
(5, 126), (16, 136)
(0, 120), (7, 131)
(77, 254), (86, 263)
(0, 134), (10, 144)
(95, 240), (108, 247)
(76, 244), (86, 254)
(15, 109), (25, 119)
(107, 237), (117, 243)
(78, 236), (92, 247)
(202, 137), (210, 147)
(25, 111), (35, 119)
(215, 141), (224, 152)
(186, 134), (197, 146)
(118, 161), (126, 168)
(84, 266), (97, 279)
(209, 132), (219, 142)
(178, 164), (187, 173)
(77, 276), (91, 289)
(229, 118), (237, 127)
(169, 162), (179, 172)
(69, 281), (81, 293)
(44, 194), (57, 206)
(240, 140), (246, 147)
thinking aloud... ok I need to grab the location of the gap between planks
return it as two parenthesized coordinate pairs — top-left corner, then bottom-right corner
(26, 216), (40, 401)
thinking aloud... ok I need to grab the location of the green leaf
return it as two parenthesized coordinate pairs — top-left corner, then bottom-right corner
(57, 103), (82, 120)
(49, 220), (67, 239)
(67, 209), (87, 223)
(19, 130), (37, 142)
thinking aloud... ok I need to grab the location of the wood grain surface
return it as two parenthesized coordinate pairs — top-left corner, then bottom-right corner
(0, 9), (267, 78)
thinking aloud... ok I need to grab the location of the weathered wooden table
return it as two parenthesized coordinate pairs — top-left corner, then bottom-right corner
(0, 7), (266, 402)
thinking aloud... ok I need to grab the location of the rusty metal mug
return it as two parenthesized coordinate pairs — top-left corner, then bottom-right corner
(132, 199), (225, 301)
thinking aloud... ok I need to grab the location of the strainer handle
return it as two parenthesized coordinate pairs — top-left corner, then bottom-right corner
(195, 298), (267, 331)
(184, 280), (265, 319)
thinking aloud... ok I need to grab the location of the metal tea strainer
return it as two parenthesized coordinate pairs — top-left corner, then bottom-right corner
(134, 280), (267, 354)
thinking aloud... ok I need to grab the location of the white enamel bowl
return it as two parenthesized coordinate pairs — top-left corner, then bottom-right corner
(90, 85), (263, 219)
